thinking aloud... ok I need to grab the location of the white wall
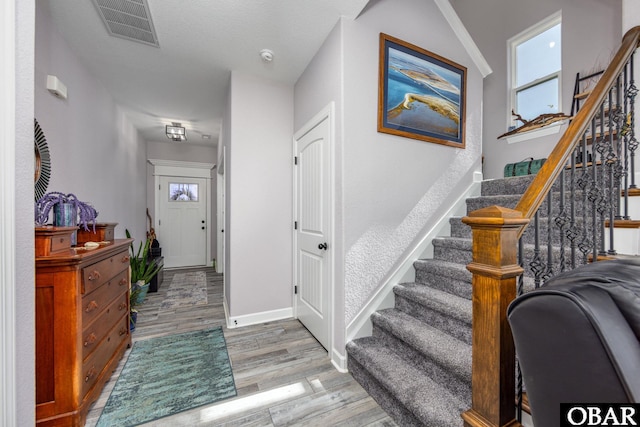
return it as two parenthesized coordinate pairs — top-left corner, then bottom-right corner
(35, 2), (148, 243)
(295, 0), (484, 354)
(226, 72), (294, 320)
(147, 140), (218, 163)
(450, 0), (622, 179)
(221, 85), (232, 309)
(622, 0), (640, 33)
(12, 0), (36, 424)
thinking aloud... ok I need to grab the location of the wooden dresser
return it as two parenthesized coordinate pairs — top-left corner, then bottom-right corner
(35, 227), (133, 426)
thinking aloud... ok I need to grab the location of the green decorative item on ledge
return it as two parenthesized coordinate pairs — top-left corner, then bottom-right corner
(503, 157), (546, 177)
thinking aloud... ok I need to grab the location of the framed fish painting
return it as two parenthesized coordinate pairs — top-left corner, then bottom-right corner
(378, 33), (466, 148)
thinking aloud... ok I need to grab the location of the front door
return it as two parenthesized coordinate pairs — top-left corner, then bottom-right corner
(158, 176), (208, 268)
(295, 114), (331, 350)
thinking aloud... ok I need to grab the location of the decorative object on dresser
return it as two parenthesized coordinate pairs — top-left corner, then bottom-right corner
(35, 192), (99, 246)
(35, 226), (133, 426)
(76, 222), (117, 245)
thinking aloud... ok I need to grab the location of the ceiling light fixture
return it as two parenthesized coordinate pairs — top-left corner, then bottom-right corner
(166, 123), (186, 141)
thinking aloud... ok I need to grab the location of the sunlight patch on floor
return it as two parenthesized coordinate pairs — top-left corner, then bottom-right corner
(199, 381), (308, 422)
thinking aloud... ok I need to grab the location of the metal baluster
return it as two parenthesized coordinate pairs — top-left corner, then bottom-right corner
(569, 145), (577, 269)
(577, 130), (592, 265)
(623, 62), (631, 218)
(598, 86), (616, 255)
(543, 191), (553, 283)
(607, 85), (619, 255)
(596, 100), (609, 257)
(555, 169), (567, 272)
(530, 211), (544, 289)
(590, 116), (600, 262)
(614, 74), (625, 221)
(515, 237), (524, 423)
(628, 52), (638, 189)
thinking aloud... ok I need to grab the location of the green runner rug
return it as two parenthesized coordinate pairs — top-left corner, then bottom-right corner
(96, 327), (236, 426)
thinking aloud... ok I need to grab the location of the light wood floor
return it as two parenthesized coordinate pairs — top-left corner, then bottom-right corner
(85, 267), (397, 426)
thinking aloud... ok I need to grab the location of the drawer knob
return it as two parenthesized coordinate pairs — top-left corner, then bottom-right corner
(87, 270), (101, 281)
(119, 327), (128, 336)
(84, 333), (97, 347)
(119, 278), (128, 286)
(85, 367), (97, 383)
(85, 300), (99, 313)
(121, 255), (130, 263)
(118, 302), (127, 311)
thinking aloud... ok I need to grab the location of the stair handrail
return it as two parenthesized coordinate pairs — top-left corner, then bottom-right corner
(461, 26), (640, 427)
(515, 26), (640, 228)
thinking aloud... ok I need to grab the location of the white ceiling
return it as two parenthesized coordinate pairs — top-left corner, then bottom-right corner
(43, 0), (371, 146)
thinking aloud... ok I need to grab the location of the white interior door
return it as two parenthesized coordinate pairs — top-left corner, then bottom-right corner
(158, 176), (208, 268)
(295, 115), (331, 350)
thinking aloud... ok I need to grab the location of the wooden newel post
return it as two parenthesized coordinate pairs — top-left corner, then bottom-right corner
(460, 206), (529, 427)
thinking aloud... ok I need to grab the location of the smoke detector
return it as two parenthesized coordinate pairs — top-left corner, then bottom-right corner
(260, 49), (274, 62)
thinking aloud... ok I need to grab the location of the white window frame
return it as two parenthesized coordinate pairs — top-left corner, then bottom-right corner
(508, 11), (562, 129)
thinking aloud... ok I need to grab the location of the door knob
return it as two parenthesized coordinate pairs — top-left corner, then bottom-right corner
(318, 242), (328, 250)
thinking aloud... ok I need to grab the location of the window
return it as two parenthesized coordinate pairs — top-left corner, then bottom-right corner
(169, 183), (199, 202)
(509, 13), (561, 126)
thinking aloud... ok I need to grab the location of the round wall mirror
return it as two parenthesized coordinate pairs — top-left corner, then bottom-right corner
(34, 118), (51, 201)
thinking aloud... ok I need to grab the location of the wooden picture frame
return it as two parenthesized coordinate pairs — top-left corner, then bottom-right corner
(378, 33), (466, 148)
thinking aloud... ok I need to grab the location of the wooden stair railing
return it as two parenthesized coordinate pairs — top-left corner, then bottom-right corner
(461, 26), (640, 427)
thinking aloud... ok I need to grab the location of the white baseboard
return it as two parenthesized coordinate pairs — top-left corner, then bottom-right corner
(331, 348), (348, 373)
(226, 306), (293, 329)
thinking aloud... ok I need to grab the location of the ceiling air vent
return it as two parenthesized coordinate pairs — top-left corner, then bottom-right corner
(92, 0), (159, 47)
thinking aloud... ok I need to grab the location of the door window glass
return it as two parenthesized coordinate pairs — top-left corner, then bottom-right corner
(169, 183), (199, 202)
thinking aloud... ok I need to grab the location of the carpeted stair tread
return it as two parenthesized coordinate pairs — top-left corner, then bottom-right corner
(371, 309), (471, 384)
(481, 175), (537, 196)
(394, 283), (472, 324)
(466, 194), (520, 212)
(432, 237), (472, 264)
(413, 259), (472, 299)
(414, 259), (471, 282)
(347, 337), (468, 427)
(449, 217), (472, 239)
(432, 236), (471, 249)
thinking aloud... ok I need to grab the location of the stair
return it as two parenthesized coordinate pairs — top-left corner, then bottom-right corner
(346, 174), (540, 427)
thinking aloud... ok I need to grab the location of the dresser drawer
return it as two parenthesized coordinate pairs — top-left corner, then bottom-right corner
(82, 290), (129, 361)
(82, 249), (130, 294)
(81, 316), (129, 398)
(82, 270), (129, 326)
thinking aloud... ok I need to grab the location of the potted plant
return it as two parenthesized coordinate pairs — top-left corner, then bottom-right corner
(35, 192), (99, 245)
(129, 286), (141, 331)
(126, 229), (162, 305)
